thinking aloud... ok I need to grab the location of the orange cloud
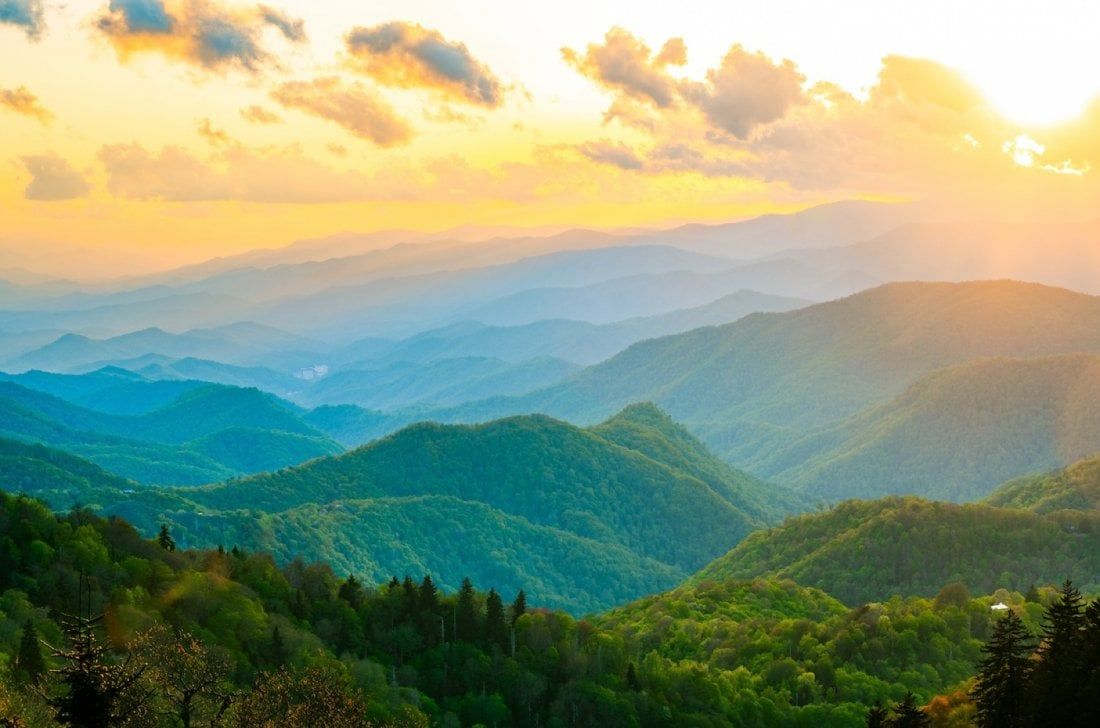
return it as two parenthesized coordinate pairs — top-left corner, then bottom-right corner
(271, 76), (412, 147)
(563, 28), (686, 108)
(240, 104), (280, 124)
(21, 154), (91, 200)
(1, 86), (53, 123)
(345, 21), (504, 107)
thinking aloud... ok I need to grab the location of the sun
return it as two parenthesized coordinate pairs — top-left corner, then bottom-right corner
(965, 61), (1096, 128)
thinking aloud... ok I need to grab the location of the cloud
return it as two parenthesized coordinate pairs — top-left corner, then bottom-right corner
(0, 0), (44, 39)
(1, 86), (53, 123)
(257, 4), (304, 42)
(21, 155), (92, 200)
(240, 104), (280, 123)
(95, 1), (306, 74)
(271, 76), (412, 147)
(197, 117), (231, 144)
(577, 139), (644, 170)
(681, 45), (805, 139)
(563, 28), (686, 108)
(345, 21), (504, 107)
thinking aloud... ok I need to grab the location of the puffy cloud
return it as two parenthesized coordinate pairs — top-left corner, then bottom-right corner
(271, 76), (412, 147)
(1, 86), (53, 123)
(0, 0), (44, 39)
(681, 45), (805, 139)
(240, 104), (280, 123)
(577, 139), (644, 170)
(563, 28), (686, 108)
(94, 1), (306, 74)
(345, 21), (504, 107)
(21, 155), (92, 201)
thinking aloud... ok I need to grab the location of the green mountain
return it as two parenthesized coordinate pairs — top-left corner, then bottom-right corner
(748, 354), (1100, 501)
(695, 496), (1100, 605)
(4, 405), (798, 612)
(986, 453), (1100, 514)
(0, 381), (342, 484)
(437, 281), (1100, 465)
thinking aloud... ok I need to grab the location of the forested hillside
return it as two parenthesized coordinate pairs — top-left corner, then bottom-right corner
(986, 454), (1100, 514)
(695, 497), (1100, 604)
(8, 488), (1096, 727)
(0, 405), (793, 613)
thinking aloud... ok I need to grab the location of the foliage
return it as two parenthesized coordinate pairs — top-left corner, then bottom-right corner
(986, 453), (1100, 514)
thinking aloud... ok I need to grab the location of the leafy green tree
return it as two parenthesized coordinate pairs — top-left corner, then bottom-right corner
(1028, 580), (1085, 724)
(15, 620), (46, 685)
(510, 589), (527, 626)
(157, 523), (176, 552)
(972, 610), (1033, 727)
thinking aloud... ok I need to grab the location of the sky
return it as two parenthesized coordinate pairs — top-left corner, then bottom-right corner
(2, 0), (1100, 276)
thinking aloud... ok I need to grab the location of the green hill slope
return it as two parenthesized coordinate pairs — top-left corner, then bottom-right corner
(752, 354), (1100, 501)
(695, 497), (1100, 605)
(986, 453), (1100, 513)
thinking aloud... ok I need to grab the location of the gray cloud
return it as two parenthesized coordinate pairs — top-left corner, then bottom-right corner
(271, 76), (412, 147)
(577, 139), (644, 170)
(563, 28), (686, 108)
(1, 86), (53, 123)
(0, 0), (44, 39)
(345, 21), (504, 107)
(21, 155), (92, 200)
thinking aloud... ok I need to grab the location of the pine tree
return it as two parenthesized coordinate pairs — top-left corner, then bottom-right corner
(891, 692), (930, 728)
(401, 575), (418, 619)
(865, 700), (889, 728)
(510, 589), (527, 626)
(625, 662), (641, 692)
(269, 625), (288, 667)
(484, 589), (508, 650)
(1081, 598), (1100, 725)
(1025, 584), (1041, 603)
(15, 620), (46, 684)
(972, 610), (1033, 728)
(337, 575), (364, 609)
(418, 575), (441, 647)
(1028, 579), (1085, 724)
(157, 524), (176, 552)
(455, 577), (479, 643)
(419, 575), (439, 615)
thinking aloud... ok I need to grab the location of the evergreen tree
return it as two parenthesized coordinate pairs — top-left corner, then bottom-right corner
(456, 577), (479, 643)
(401, 575), (419, 619)
(891, 692), (930, 728)
(1081, 598), (1100, 725)
(419, 575), (439, 615)
(625, 662), (641, 692)
(1028, 579), (1085, 724)
(485, 589), (508, 650)
(15, 620), (46, 684)
(337, 575), (364, 609)
(510, 589), (527, 626)
(972, 610), (1033, 728)
(865, 700), (889, 728)
(269, 625), (288, 667)
(157, 523), (176, 552)
(1025, 584), (1041, 603)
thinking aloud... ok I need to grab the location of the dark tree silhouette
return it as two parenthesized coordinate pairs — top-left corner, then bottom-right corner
(1028, 580), (1085, 724)
(865, 700), (889, 728)
(15, 620), (46, 685)
(891, 691), (930, 727)
(972, 610), (1033, 728)
(157, 524), (176, 552)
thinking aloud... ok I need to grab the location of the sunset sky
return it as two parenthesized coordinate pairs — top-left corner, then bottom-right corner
(3, 0), (1100, 274)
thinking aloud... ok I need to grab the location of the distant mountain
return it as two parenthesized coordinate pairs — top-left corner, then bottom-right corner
(293, 356), (580, 410)
(792, 218), (1100, 295)
(986, 454), (1100, 514)
(437, 282), (1100, 464)
(17, 405), (800, 612)
(695, 497), (1100, 605)
(0, 381), (341, 484)
(338, 290), (810, 367)
(0, 367), (204, 415)
(134, 357), (302, 396)
(749, 354), (1100, 502)
(2, 322), (322, 373)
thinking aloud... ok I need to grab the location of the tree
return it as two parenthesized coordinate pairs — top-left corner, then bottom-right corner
(971, 610), (1033, 728)
(141, 626), (233, 728)
(157, 524), (176, 552)
(48, 614), (153, 728)
(891, 692), (930, 728)
(510, 590), (527, 626)
(228, 666), (370, 728)
(455, 578), (479, 643)
(269, 625), (289, 667)
(1025, 584), (1041, 603)
(865, 701), (889, 727)
(933, 582), (970, 610)
(15, 620), (46, 685)
(485, 589), (508, 650)
(1079, 598), (1100, 724)
(1028, 579), (1085, 724)
(337, 575), (364, 609)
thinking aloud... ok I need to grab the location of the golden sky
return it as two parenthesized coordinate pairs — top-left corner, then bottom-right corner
(2, 0), (1099, 274)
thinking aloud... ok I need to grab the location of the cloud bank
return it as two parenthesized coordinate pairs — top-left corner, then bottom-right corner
(95, 0), (307, 74)
(21, 155), (91, 200)
(0, 0), (44, 39)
